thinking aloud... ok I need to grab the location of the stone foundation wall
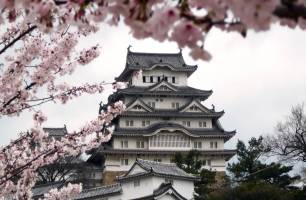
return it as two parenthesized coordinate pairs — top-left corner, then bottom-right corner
(102, 171), (126, 186)
(213, 171), (227, 188)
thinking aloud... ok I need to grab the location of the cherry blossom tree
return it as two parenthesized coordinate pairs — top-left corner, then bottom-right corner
(1, 0), (306, 199)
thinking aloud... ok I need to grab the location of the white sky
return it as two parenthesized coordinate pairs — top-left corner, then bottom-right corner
(1, 22), (306, 155)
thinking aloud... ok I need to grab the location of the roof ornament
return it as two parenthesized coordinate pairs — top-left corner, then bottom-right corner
(127, 45), (132, 52)
(211, 104), (215, 111)
(179, 48), (182, 53)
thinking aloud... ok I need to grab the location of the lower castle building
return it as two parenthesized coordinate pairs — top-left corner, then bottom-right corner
(33, 159), (198, 200)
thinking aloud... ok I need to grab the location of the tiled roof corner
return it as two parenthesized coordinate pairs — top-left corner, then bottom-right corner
(75, 183), (122, 199)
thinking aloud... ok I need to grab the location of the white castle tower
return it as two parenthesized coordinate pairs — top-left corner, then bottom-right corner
(99, 48), (236, 184)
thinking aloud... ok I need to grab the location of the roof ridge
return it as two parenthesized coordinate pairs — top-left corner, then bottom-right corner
(128, 51), (181, 56)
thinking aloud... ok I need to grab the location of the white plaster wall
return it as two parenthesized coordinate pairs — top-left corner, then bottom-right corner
(191, 138), (224, 150)
(104, 154), (135, 171)
(118, 117), (213, 129)
(120, 175), (194, 200)
(202, 138), (224, 150)
(121, 176), (154, 199)
(131, 68), (188, 87)
(119, 117), (163, 128)
(173, 118), (212, 129)
(141, 97), (189, 110)
(159, 195), (177, 200)
(113, 136), (148, 149)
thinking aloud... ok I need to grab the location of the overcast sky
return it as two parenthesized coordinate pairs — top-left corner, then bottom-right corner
(1, 23), (306, 156)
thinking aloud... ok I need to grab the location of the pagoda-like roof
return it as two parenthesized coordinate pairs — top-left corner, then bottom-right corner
(116, 50), (197, 81)
(110, 81), (212, 101)
(118, 159), (198, 182)
(103, 149), (236, 161)
(114, 122), (235, 141)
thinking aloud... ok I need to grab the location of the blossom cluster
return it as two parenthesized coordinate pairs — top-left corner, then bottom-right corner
(2, 0), (306, 61)
(0, 101), (125, 199)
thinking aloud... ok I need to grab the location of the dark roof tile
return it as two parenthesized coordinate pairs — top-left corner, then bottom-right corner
(75, 184), (121, 199)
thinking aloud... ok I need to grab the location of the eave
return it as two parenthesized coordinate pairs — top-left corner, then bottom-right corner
(120, 110), (224, 118)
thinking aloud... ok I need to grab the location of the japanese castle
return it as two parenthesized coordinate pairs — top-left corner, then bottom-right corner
(100, 48), (236, 183)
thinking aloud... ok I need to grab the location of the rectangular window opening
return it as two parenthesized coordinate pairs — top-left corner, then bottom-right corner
(172, 77), (175, 83)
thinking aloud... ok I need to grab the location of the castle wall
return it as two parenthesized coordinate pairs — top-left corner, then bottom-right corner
(119, 116), (213, 129)
(104, 154), (226, 174)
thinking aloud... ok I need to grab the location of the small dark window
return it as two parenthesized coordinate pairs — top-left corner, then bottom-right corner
(164, 77), (168, 82)
(143, 76), (146, 83)
(150, 76), (153, 83)
(172, 77), (175, 83)
(157, 76), (161, 82)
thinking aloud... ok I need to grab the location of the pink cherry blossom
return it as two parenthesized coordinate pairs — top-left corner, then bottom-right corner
(171, 20), (203, 48)
(147, 7), (179, 41)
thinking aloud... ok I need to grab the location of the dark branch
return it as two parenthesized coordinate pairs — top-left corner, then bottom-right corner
(0, 25), (37, 55)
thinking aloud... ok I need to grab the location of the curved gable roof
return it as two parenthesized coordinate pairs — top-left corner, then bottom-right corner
(179, 99), (215, 113)
(125, 98), (153, 112)
(119, 159), (198, 182)
(133, 183), (188, 200)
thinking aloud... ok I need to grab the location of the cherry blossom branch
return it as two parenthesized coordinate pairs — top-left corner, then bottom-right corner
(0, 25), (37, 55)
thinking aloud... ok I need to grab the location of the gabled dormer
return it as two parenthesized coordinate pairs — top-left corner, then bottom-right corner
(126, 98), (153, 112)
(180, 100), (211, 113)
